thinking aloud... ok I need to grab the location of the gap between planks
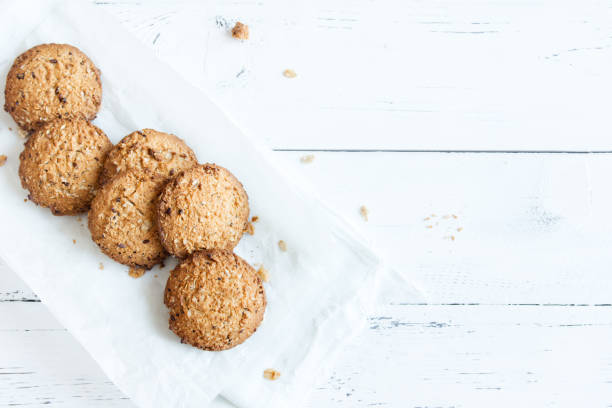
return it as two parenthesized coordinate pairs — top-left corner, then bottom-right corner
(3, 294), (612, 308)
(273, 149), (612, 154)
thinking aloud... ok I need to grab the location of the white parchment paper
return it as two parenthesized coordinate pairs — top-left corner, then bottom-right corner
(0, 1), (420, 407)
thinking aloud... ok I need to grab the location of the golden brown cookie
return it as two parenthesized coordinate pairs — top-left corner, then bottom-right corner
(19, 118), (112, 215)
(157, 164), (250, 258)
(164, 249), (266, 350)
(88, 170), (167, 269)
(5, 43), (102, 133)
(100, 129), (197, 185)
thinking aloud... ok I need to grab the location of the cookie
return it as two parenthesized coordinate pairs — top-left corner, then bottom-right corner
(5, 43), (102, 133)
(100, 129), (197, 185)
(157, 164), (249, 258)
(164, 249), (266, 350)
(19, 118), (112, 215)
(88, 170), (167, 269)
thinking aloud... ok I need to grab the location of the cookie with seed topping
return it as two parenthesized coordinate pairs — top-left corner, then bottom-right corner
(5, 43), (102, 133)
(100, 128), (197, 185)
(164, 249), (266, 350)
(19, 118), (112, 215)
(157, 164), (250, 258)
(88, 170), (167, 269)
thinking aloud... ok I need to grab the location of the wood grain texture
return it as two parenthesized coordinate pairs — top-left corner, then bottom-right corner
(3, 0), (612, 407)
(4, 152), (612, 407)
(2, 287), (612, 407)
(95, 0), (612, 151)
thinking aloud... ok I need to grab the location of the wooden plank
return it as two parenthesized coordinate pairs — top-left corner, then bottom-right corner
(276, 151), (612, 304)
(96, 0), (612, 151)
(2, 151), (612, 304)
(2, 301), (612, 407)
(308, 303), (612, 407)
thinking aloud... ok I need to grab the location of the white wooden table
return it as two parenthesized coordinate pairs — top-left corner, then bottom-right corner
(2, 1), (612, 406)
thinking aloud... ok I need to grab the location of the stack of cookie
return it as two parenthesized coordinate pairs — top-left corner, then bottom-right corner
(6, 43), (266, 351)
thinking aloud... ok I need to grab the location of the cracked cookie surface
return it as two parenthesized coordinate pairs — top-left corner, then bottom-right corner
(19, 118), (111, 215)
(157, 164), (249, 258)
(164, 249), (266, 350)
(89, 170), (167, 269)
(5, 43), (102, 133)
(100, 128), (197, 185)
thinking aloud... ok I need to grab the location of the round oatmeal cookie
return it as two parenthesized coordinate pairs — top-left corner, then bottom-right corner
(100, 129), (197, 185)
(157, 164), (249, 258)
(164, 249), (266, 351)
(88, 170), (167, 269)
(5, 43), (102, 133)
(19, 118), (112, 215)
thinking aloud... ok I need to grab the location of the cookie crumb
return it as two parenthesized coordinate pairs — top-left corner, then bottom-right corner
(98, 262), (104, 270)
(0, 155), (6, 167)
(300, 154), (314, 164)
(76, 216), (82, 222)
(278, 240), (287, 252)
(72, 239), (76, 244)
(159, 261), (166, 269)
(17, 129), (27, 139)
(263, 368), (281, 380)
(246, 222), (255, 235)
(251, 215), (259, 222)
(23, 198), (27, 202)
(452, 214), (458, 219)
(8, 127), (12, 131)
(283, 69), (297, 78)
(154, 274), (158, 278)
(129, 267), (146, 279)
(359, 205), (369, 221)
(426, 225), (433, 229)
(231, 22), (249, 40)
(257, 265), (269, 282)
(451, 235), (455, 241)
(457, 227), (463, 232)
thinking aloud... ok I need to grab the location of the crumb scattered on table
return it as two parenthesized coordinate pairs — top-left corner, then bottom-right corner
(154, 274), (158, 278)
(23, 198), (27, 203)
(278, 240), (287, 252)
(300, 154), (314, 164)
(72, 239), (76, 244)
(246, 222), (255, 235)
(129, 267), (146, 279)
(251, 215), (259, 222)
(359, 205), (369, 221)
(159, 262), (165, 269)
(426, 225), (433, 229)
(457, 227), (463, 232)
(283, 69), (297, 78)
(263, 368), (281, 380)
(231, 22), (249, 40)
(99, 263), (104, 270)
(0, 155), (7, 167)
(8, 127), (12, 131)
(257, 265), (269, 282)
(17, 129), (27, 139)
(451, 235), (455, 241)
